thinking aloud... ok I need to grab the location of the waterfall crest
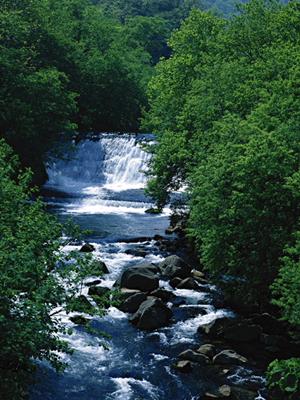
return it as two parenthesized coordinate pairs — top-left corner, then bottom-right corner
(46, 134), (151, 192)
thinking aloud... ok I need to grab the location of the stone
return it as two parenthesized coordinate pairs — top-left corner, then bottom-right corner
(69, 315), (89, 325)
(119, 293), (147, 313)
(130, 297), (173, 330)
(174, 360), (192, 373)
(125, 249), (147, 258)
(169, 277), (182, 289)
(213, 350), (248, 366)
(85, 279), (102, 287)
(120, 288), (142, 299)
(203, 385), (231, 399)
(231, 387), (258, 400)
(196, 344), (216, 358)
(150, 288), (174, 302)
(176, 277), (199, 290)
(178, 349), (210, 365)
(119, 263), (159, 292)
(223, 322), (262, 343)
(79, 243), (95, 252)
(197, 317), (233, 338)
(88, 286), (110, 297)
(159, 255), (192, 279)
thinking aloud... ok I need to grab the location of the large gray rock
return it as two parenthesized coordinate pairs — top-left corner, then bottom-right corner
(213, 350), (248, 366)
(79, 243), (95, 252)
(198, 317), (233, 338)
(130, 297), (173, 330)
(150, 288), (174, 302)
(196, 344), (216, 358)
(119, 293), (147, 313)
(118, 263), (159, 292)
(159, 255), (191, 279)
(178, 349), (210, 365)
(176, 277), (199, 290)
(175, 360), (192, 373)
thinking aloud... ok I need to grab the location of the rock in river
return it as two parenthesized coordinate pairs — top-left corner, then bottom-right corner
(118, 263), (159, 292)
(130, 297), (173, 330)
(159, 255), (191, 279)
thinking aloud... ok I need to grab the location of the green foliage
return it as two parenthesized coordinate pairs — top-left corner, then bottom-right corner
(272, 230), (300, 325)
(0, 140), (112, 399)
(267, 358), (300, 399)
(144, 0), (300, 305)
(0, 0), (156, 181)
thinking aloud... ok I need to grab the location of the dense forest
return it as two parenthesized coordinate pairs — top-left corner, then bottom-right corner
(144, 0), (300, 397)
(0, 0), (300, 399)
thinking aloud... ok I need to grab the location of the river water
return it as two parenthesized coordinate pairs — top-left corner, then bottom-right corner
(30, 134), (265, 400)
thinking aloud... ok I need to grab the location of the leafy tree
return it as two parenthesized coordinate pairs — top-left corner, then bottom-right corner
(0, 139), (109, 399)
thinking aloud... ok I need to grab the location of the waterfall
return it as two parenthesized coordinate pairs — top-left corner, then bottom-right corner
(46, 134), (152, 192)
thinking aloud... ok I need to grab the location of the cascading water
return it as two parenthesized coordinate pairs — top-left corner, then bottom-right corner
(32, 134), (266, 400)
(47, 134), (151, 192)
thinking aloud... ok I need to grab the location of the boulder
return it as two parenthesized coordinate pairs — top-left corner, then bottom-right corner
(196, 344), (216, 358)
(88, 286), (110, 297)
(85, 279), (102, 287)
(213, 350), (248, 366)
(174, 360), (192, 373)
(231, 387), (258, 400)
(119, 293), (147, 313)
(203, 385), (231, 399)
(169, 277), (182, 289)
(130, 297), (173, 330)
(176, 277), (199, 290)
(119, 263), (159, 292)
(120, 288), (142, 299)
(223, 322), (262, 343)
(178, 349), (210, 365)
(159, 255), (191, 279)
(70, 315), (90, 325)
(150, 288), (174, 302)
(198, 317), (233, 338)
(125, 249), (147, 258)
(79, 243), (95, 253)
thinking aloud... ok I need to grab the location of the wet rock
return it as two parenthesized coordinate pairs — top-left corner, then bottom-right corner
(177, 277), (199, 290)
(231, 387), (258, 400)
(197, 317), (233, 338)
(169, 277), (182, 289)
(178, 349), (210, 365)
(213, 350), (248, 366)
(150, 288), (174, 302)
(192, 269), (209, 284)
(203, 385), (231, 399)
(223, 322), (262, 343)
(174, 360), (192, 373)
(85, 279), (102, 287)
(79, 243), (95, 252)
(119, 293), (147, 313)
(125, 249), (147, 258)
(145, 208), (161, 214)
(69, 315), (90, 325)
(120, 288), (142, 299)
(196, 344), (216, 358)
(130, 297), (173, 330)
(119, 263), (159, 292)
(88, 286), (110, 297)
(159, 255), (192, 279)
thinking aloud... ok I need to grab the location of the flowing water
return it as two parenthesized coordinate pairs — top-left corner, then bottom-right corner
(30, 134), (266, 400)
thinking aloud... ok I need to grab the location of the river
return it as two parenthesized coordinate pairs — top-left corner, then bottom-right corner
(30, 134), (265, 400)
